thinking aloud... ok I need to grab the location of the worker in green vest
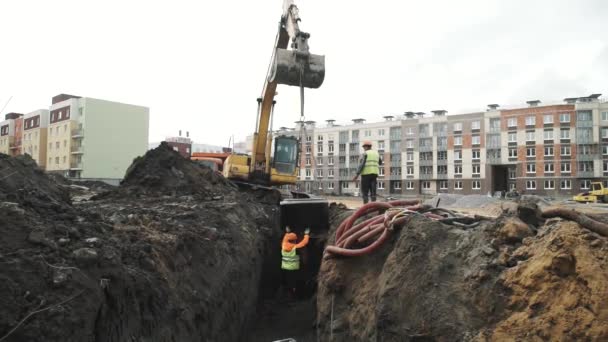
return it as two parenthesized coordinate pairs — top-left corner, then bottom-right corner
(352, 140), (382, 204)
(281, 226), (310, 299)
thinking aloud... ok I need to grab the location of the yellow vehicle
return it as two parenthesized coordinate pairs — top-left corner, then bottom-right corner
(573, 182), (608, 203)
(223, 0), (324, 186)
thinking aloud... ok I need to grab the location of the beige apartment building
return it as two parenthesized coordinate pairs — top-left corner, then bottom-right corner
(279, 93), (608, 197)
(0, 113), (22, 156)
(22, 109), (50, 168)
(45, 94), (149, 183)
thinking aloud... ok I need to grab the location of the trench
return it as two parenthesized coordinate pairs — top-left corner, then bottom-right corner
(246, 200), (330, 342)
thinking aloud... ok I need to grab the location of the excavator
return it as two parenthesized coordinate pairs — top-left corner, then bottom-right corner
(223, 0), (329, 260)
(223, 0), (324, 187)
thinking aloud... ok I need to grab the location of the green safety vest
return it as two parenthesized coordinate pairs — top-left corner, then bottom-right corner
(361, 150), (380, 175)
(281, 247), (300, 270)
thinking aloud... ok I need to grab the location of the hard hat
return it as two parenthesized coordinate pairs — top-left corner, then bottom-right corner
(362, 140), (372, 147)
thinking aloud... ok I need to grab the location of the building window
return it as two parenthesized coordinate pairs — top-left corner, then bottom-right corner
(406, 140), (414, 148)
(508, 132), (516, 142)
(525, 116), (536, 126)
(543, 129), (554, 140)
(508, 168), (516, 179)
(560, 145), (571, 156)
(603, 145), (608, 155)
(454, 181), (463, 190)
(578, 112), (592, 121)
(526, 163), (536, 174)
(472, 164), (480, 175)
(378, 129), (385, 136)
(526, 180), (536, 190)
(581, 180), (591, 190)
(406, 152), (414, 161)
(526, 131), (535, 142)
(306, 158), (311, 166)
(305, 169), (312, 177)
(328, 144), (334, 153)
(328, 182), (334, 190)
(544, 163), (554, 173)
(579, 144), (592, 155)
(603, 160), (608, 172)
(406, 166), (414, 175)
(377, 181), (385, 190)
(454, 150), (462, 160)
(394, 181), (401, 190)
(559, 113), (570, 123)
(379, 167), (384, 176)
(472, 180), (481, 190)
(471, 121), (481, 130)
(317, 169), (323, 178)
(378, 141), (385, 150)
(472, 150), (480, 160)
(317, 135), (323, 141)
(508, 148), (517, 158)
(422, 181), (431, 189)
(602, 128), (608, 139)
(507, 118), (517, 128)
(438, 151), (447, 160)
(526, 147), (536, 157)
(560, 128), (570, 140)
(454, 165), (462, 175)
(579, 162), (593, 172)
(454, 136), (462, 146)
(453, 122), (462, 131)
(544, 146), (554, 156)
(543, 115), (554, 124)
(472, 135), (480, 145)
(601, 112), (608, 121)
(364, 130), (371, 137)
(328, 169), (334, 177)
(341, 182), (348, 189)
(439, 181), (448, 189)
(306, 135), (312, 142)
(544, 180), (555, 189)
(317, 145), (323, 153)
(406, 181), (414, 190)
(317, 157), (323, 165)
(561, 162), (571, 173)
(405, 127), (414, 135)
(328, 157), (334, 165)
(560, 180), (571, 190)
(55, 157), (59, 164)
(55, 141), (60, 148)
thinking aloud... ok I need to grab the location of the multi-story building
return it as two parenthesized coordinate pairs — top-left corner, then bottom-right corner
(287, 93), (608, 197)
(165, 132), (193, 158)
(45, 94), (149, 183)
(0, 113), (23, 156)
(22, 109), (50, 168)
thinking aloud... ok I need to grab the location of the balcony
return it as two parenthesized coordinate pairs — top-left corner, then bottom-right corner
(389, 174), (402, 180)
(390, 160), (402, 167)
(419, 145), (433, 152)
(577, 154), (597, 161)
(419, 159), (433, 166)
(576, 121), (593, 128)
(437, 159), (447, 165)
(488, 126), (501, 133)
(437, 143), (448, 151)
(578, 171), (594, 178)
(71, 146), (84, 154)
(437, 172), (447, 179)
(70, 162), (83, 170)
(487, 157), (502, 164)
(71, 129), (84, 138)
(419, 173), (433, 180)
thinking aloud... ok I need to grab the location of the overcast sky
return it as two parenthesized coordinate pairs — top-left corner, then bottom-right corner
(1, 0), (607, 146)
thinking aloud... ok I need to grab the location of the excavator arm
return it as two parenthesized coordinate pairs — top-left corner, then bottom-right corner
(249, 0), (325, 183)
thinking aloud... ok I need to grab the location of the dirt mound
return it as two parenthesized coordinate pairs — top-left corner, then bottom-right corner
(116, 142), (236, 198)
(479, 220), (608, 341)
(316, 204), (608, 341)
(0, 153), (70, 211)
(0, 150), (281, 342)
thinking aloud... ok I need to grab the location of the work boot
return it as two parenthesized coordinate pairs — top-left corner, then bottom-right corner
(371, 197), (377, 202)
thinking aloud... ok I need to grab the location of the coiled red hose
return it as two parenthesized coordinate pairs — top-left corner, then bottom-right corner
(325, 200), (422, 257)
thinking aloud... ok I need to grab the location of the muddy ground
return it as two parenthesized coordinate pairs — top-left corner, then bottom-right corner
(317, 201), (608, 341)
(0, 145), (284, 342)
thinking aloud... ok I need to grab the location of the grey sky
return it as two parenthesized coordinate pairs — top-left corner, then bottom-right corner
(1, 0), (606, 146)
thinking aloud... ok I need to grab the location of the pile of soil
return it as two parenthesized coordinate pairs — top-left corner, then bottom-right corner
(0, 146), (281, 342)
(316, 205), (608, 341)
(115, 142), (236, 198)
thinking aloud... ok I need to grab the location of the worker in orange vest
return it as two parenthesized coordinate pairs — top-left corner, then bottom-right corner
(281, 226), (310, 299)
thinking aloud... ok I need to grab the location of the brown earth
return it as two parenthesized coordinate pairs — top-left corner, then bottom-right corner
(316, 203), (608, 341)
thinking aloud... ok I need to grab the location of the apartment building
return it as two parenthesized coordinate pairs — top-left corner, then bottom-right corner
(42, 94), (149, 183)
(22, 109), (50, 168)
(0, 113), (23, 156)
(284, 93), (608, 197)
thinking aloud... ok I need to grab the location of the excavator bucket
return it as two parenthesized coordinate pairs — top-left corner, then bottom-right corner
(270, 49), (325, 89)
